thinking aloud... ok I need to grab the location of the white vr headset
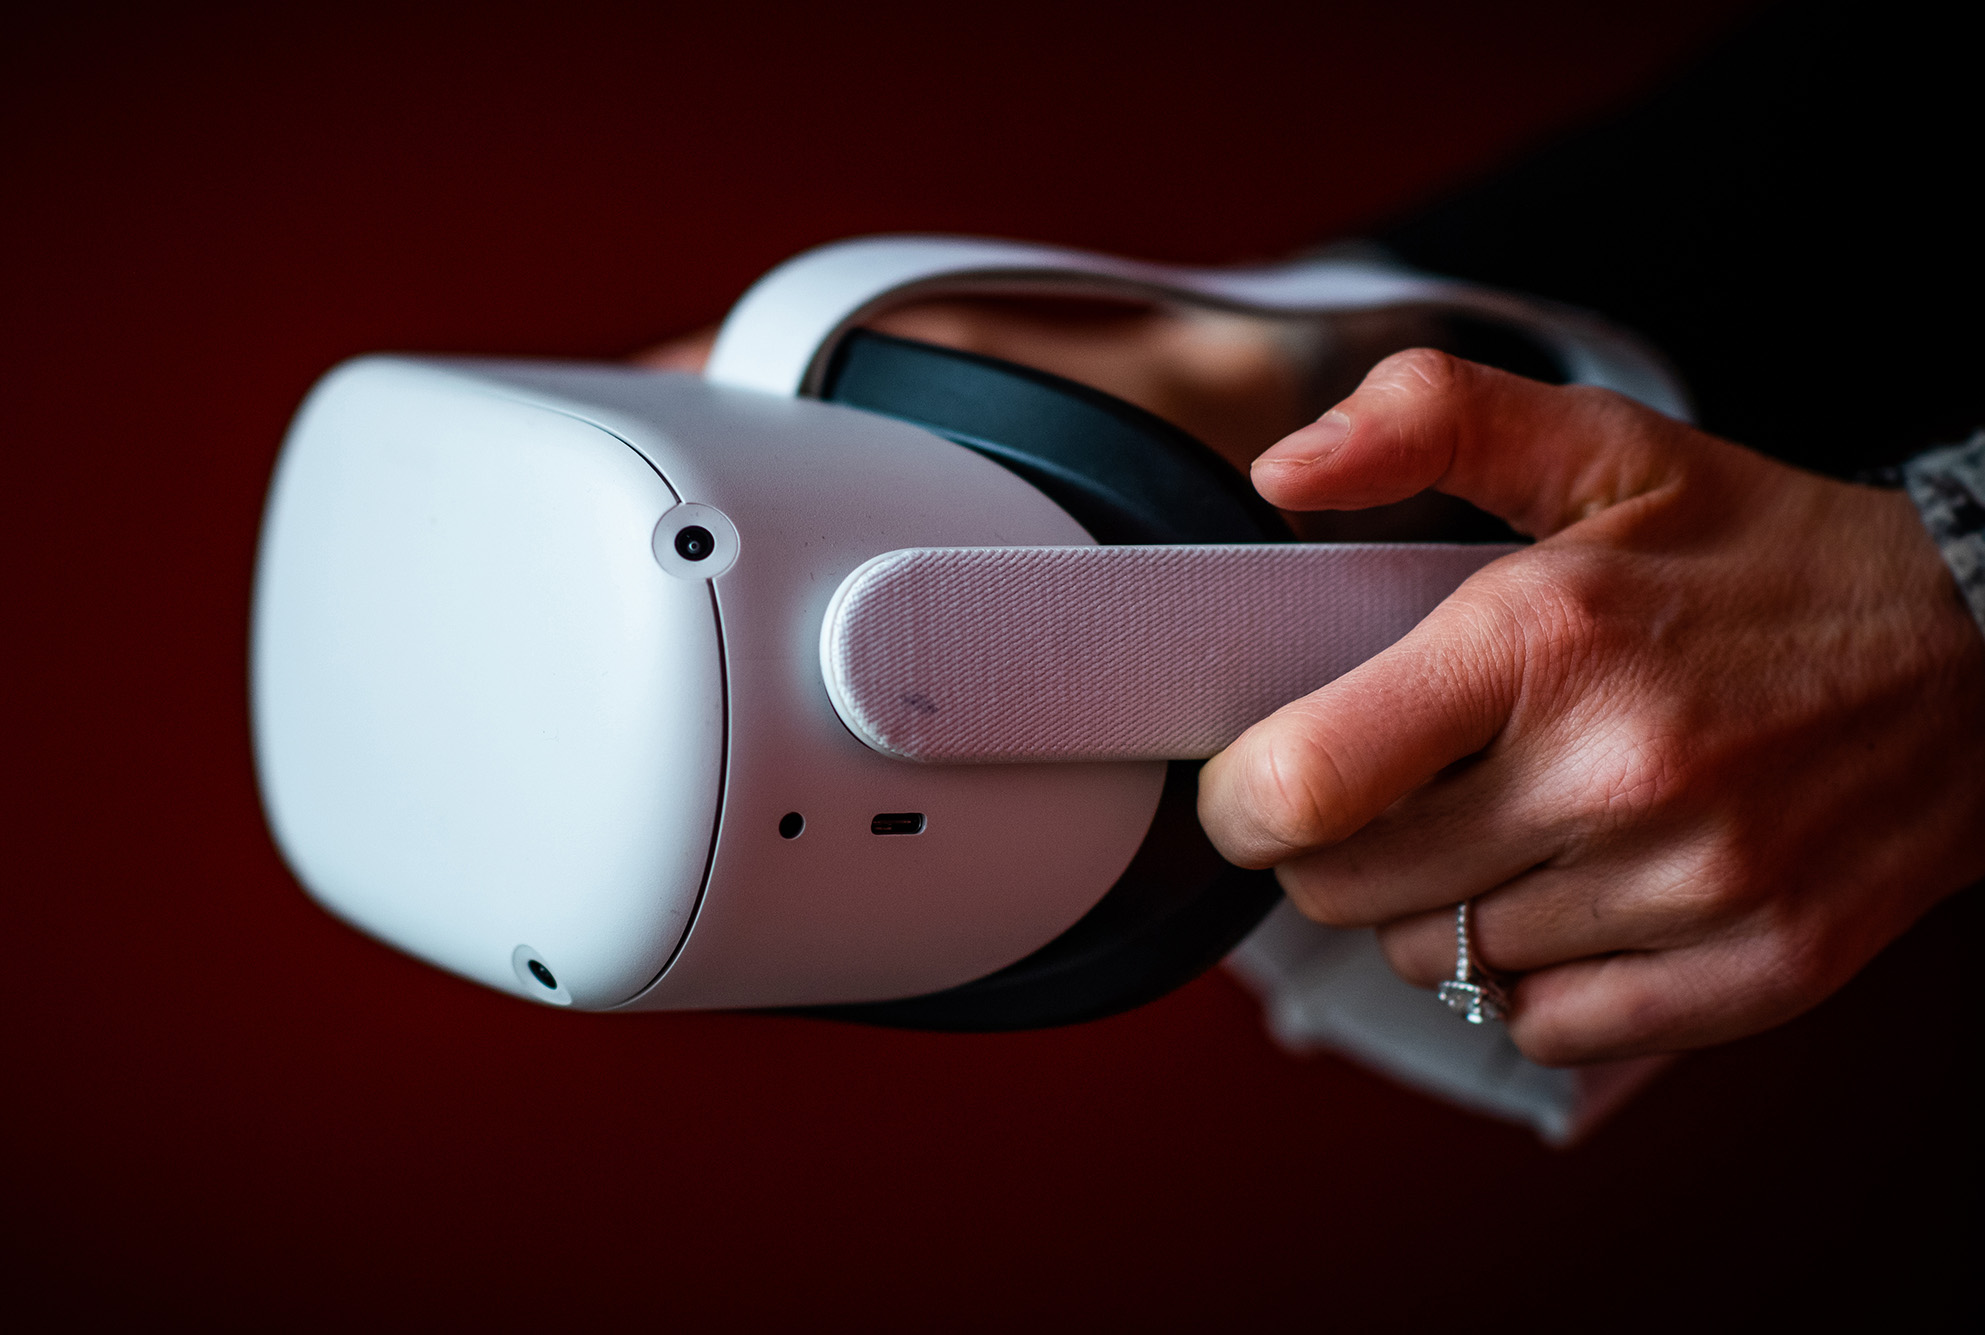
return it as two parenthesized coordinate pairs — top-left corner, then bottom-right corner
(252, 235), (1687, 1028)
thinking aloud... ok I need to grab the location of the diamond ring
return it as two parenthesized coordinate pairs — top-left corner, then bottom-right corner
(1435, 899), (1509, 1024)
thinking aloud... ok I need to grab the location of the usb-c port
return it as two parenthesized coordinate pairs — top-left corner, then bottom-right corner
(871, 812), (926, 835)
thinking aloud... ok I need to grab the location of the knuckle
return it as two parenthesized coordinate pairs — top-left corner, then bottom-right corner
(1576, 715), (1696, 830)
(1551, 383), (1675, 463)
(1628, 834), (1776, 933)
(1508, 1023), (1584, 1068)
(1742, 926), (1837, 1012)
(1278, 866), (1366, 929)
(1558, 382), (1645, 429)
(1238, 726), (1353, 858)
(1483, 554), (1716, 830)
(1376, 923), (1443, 986)
(1511, 551), (1622, 671)
(1462, 557), (1610, 712)
(1512, 990), (1665, 1067)
(1369, 345), (1468, 401)
(1279, 876), (1340, 927)
(1506, 964), (1679, 1066)
(1512, 1023), (1606, 1069)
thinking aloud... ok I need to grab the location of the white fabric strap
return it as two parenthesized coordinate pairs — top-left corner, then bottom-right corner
(821, 542), (1515, 764)
(705, 234), (1692, 420)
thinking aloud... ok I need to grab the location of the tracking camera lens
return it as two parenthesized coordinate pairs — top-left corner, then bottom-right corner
(527, 959), (558, 990)
(674, 525), (715, 561)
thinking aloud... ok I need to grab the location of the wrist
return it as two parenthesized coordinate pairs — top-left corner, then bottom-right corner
(1900, 431), (1985, 641)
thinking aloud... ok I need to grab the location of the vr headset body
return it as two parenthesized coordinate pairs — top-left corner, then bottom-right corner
(252, 238), (1687, 1027)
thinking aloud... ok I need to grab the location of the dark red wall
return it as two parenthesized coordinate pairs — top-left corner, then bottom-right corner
(5, 3), (1969, 1327)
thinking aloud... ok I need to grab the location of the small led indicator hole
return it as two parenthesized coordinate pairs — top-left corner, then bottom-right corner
(778, 811), (805, 839)
(511, 945), (571, 1005)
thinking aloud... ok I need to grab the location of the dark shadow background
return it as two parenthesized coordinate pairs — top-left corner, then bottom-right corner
(4, 2), (1976, 1327)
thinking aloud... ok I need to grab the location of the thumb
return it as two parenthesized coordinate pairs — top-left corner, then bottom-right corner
(1251, 348), (1694, 537)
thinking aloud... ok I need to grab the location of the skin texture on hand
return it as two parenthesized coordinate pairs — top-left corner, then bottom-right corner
(1198, 349), (1985, 1065)
(647, 302), (1984, 1066)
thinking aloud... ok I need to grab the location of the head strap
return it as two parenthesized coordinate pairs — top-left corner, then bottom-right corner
(705, 234), (1692, 421)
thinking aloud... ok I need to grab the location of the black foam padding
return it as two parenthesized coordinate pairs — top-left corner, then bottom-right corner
(822, 329), (1290, 545)
(793, 332), (1286, 1032)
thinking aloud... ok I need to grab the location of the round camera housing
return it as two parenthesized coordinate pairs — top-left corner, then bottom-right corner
(652, 503), (739, 580)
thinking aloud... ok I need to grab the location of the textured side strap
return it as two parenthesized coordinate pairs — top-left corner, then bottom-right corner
(821, 543), (1517, 763)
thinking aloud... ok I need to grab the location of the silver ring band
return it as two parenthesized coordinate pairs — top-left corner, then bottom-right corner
(1434, 899), (1509, 1024)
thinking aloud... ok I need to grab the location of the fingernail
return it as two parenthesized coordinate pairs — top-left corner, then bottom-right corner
(1309, 409), (1353, 449)
(1256, 409), (1351, 469)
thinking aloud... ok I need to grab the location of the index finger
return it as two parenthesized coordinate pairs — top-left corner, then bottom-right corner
(1250, 348), (1695, 538)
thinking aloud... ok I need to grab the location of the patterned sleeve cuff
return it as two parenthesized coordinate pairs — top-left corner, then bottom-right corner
(1901, 431), (1985, 639)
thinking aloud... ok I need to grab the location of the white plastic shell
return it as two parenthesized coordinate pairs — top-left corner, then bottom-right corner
(252, 357), (1165, 1012)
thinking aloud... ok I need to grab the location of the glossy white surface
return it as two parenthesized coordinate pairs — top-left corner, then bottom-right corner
(253, 360), (724, 1008)
(254, 358), (1165, 1011)
(455, 361), (1166, 1010)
